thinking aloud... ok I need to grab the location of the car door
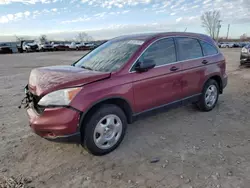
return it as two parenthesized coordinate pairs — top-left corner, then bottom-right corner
(131, 38), (183, 113)
(175, 37), (216, 99)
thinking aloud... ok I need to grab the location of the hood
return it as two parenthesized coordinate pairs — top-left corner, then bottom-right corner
(28, 65), (111, 96)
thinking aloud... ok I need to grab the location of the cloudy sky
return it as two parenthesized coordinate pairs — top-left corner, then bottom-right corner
(0, 0), (249, 41)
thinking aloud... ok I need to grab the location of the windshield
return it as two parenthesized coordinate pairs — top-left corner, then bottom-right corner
(74, 39), (144, 72)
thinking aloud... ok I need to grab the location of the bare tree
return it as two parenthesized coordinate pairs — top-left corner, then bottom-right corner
(15, 35), (25, 42)
(77, 32), (93, 42)
(39, 35), (47, 43)
(240, 33), (248, 40)
(201, 11), (221, 40)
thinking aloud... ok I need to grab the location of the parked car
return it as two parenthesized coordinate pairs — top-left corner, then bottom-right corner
(85, 43), (97, 50)
(21, 32), (227, 155)
(0, 43), (13, 54)
(75, 42), (86, 50)
(239, 42), (249, 48)
(233, 43), (240, 48)
(51, 42), (69, 51)
(38, 42), (53, 51)
(22, 41), (39, 52)
(220, 42), (234, 48)
(240, 44), (250, 65)
(217, 42), (224, 48)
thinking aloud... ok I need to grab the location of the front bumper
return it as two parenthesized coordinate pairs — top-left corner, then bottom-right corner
(27, 106), (81, 142)
(222, 74), (228, 89)
(240, 53), (250, 64)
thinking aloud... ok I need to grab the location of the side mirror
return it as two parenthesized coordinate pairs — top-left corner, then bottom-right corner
(135, 59), (156, 72)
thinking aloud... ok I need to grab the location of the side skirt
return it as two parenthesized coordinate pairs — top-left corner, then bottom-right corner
(132, 94), (201, 121)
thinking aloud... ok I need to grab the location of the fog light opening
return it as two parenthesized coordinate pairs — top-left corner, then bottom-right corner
(47, 132), (56, 138)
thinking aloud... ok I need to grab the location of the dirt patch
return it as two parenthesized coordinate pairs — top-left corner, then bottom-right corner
(1, 49), (250, 188)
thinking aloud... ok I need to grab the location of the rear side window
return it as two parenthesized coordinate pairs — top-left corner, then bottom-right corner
(139, 38), (176, 66)
(176, 37), (203, 61)
(200, 41), (218, 56)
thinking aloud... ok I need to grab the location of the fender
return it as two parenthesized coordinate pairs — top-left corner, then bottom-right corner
(78, 96), (134, 131)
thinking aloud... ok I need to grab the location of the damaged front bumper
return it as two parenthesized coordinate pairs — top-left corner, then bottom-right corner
(19, 85), (81, 143)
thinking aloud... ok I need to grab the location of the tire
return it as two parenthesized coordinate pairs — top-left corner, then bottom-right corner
(197, 79), (219, 112)
(82, 104), (127, 156)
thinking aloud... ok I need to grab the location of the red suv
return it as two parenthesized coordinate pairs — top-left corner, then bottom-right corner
(22, 32), (227, 155)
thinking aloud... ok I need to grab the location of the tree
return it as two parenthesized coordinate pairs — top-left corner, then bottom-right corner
(240, 33), (248, 40)
(201, 11), (221, 40)
(39, 35), (47, 43)
(77, 32), (93, 42)
(15, 35), (25, 42)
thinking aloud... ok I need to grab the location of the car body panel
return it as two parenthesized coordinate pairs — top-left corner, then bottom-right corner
(28, 65), (111, 96)
(27, 107), (80, 137)
(70, 73), (135, 113)
(240, 45), (250, 64)
(131, 64), (183, 113)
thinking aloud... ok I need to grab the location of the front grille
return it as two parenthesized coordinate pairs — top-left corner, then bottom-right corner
(30, 45), (38, 49)
(31, 94), (44, 114)
(25, 88), (44, 114)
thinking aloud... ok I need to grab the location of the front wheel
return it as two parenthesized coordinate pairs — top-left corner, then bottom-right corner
(197, 79), (219, 111)
(81, 104), (127, 155)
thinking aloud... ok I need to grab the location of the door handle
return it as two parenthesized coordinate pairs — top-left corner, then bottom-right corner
(170, 66), (179, 71)
(202, 60), (208, 64)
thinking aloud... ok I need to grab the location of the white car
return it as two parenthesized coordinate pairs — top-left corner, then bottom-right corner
(76, 42), (86, 50)
(38, 42), (53, 51)
(22, 41), (39, 52)
(67, 42), (82, 50)
(221, 43), (234, 48)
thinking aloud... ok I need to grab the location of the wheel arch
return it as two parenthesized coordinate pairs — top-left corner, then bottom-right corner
(79, 96), (134, 134)
(205, 75), (223, 94)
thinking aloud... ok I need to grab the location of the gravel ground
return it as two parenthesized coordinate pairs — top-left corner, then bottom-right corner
(0, 49), (250, 188)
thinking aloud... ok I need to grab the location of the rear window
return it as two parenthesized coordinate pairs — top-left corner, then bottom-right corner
(200, 41), (218, 56)
(175, 37), (203, 61)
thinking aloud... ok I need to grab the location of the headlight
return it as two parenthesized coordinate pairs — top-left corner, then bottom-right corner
(242, 47), (248, 53)
(38, 87), (82, 106)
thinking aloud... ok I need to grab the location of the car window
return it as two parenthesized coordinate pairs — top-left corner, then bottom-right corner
(176, 37), (203, 61)
(138, 38), (176, 67)
(200, 41), (218, 56)
(74, 39), (144, 72)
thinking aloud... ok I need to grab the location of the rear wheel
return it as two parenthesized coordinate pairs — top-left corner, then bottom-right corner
(197, 79), (219, 111)
(81, 104), (127, 155)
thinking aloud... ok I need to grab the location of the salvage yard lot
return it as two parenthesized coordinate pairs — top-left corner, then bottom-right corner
(1, 49), (250, 188)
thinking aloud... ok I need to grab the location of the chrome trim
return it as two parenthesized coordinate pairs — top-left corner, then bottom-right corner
(129, 36), (219, 73)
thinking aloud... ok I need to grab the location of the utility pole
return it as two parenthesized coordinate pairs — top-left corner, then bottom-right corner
(226, 24), (230, 39)
(216, 20), (222, 42)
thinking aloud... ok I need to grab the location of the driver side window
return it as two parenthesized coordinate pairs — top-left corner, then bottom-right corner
(133, 38), (176, 70)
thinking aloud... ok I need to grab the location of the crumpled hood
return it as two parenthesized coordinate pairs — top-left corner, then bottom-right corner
(28, 65), (110, 96)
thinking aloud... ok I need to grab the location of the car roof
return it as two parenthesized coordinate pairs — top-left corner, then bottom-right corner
(111, 32), (214, 43)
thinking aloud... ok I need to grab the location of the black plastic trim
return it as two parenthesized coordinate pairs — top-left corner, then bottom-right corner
(133, 94), (201, 121)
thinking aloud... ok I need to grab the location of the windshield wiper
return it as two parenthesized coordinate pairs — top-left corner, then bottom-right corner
(81, 65), (94, 71)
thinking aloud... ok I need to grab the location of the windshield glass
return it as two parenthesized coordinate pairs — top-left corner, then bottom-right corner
(74, 39), (144, 72)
